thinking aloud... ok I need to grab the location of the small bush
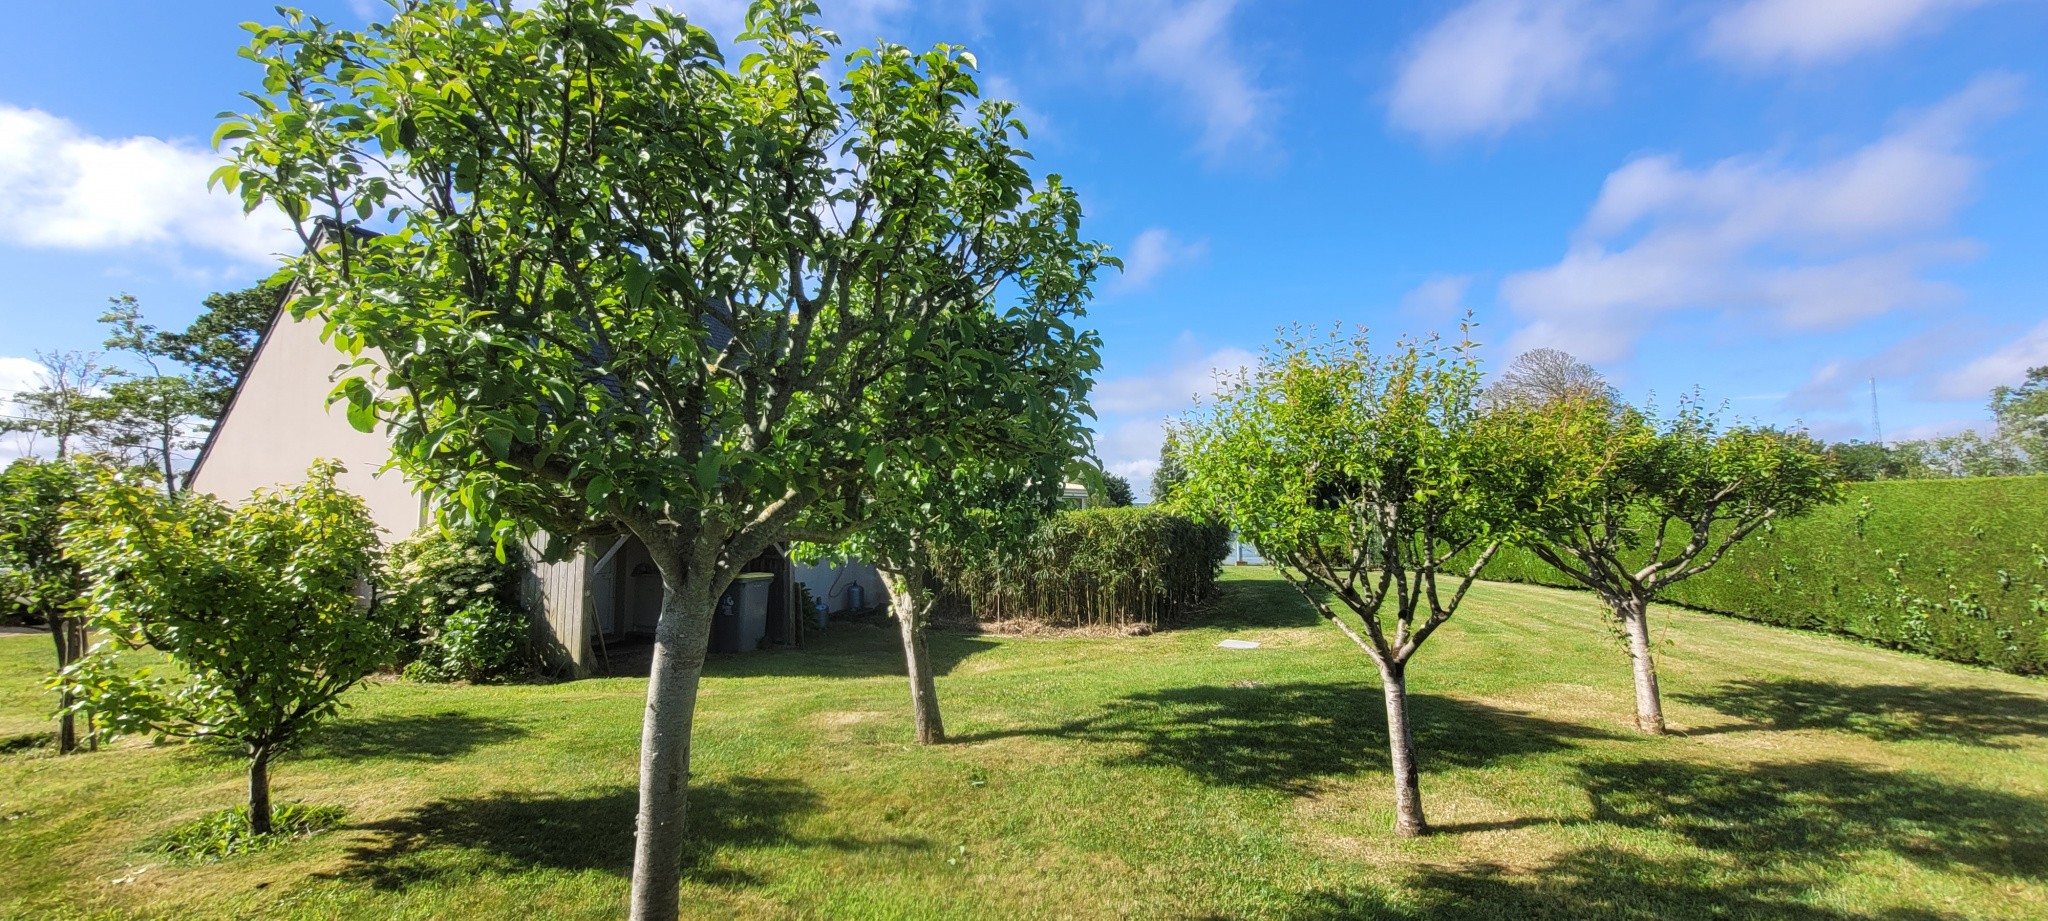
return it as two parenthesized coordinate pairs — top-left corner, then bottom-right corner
(438, 600), (531, 681)
(934, 507), (1231, 628)
(381, 529), (524, 655)
(382, 530), (529, 681)
(146, 803), (344, 862)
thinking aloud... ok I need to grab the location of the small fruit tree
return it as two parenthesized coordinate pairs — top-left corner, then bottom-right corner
(1510, 395), (1840, 733)
(60, 462), (394, 835)
(1177, 327), (1540, 836)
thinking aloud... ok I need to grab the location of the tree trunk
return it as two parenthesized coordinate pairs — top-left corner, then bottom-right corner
(882, 565), (945, 745)
(627, 576), (719, 921)
(247, 750), (273, 835)
(50, 617), (77, 754)
(1378, 660), (1427, 837)
(1618, 595), (1666, 735)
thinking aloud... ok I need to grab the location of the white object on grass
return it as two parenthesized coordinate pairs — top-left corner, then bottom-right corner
(1217, 639), (1261, 649)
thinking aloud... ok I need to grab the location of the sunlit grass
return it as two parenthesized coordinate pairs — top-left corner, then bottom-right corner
(2, 569), (2045, 920)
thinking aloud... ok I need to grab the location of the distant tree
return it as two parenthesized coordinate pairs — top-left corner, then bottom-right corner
(1100, 472), (1135, 507)
(1178, 328), (1541, 837)
(1486, 348), (1617, 409)
(219, 2), (1109, 914)
(1991, 366), (2047, 473)
(1150, 426), (1188, 506)
(96, 296), (212, 494)
(59, 462), (393, 835)
(1, 351), (112, 460)
(153, 283), (282, 419)
(0, 457), (107, 753)
(1513, 397), (1841, 734)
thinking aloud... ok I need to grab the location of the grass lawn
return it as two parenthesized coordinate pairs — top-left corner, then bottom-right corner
(3, 568), (2046, 920)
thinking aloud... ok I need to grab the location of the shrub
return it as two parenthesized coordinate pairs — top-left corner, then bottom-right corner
(437, 600), (531, 682)
(1484, 476), (2048, 674)
(934, 507), (1231, 628)
(381, 530), (526, 676)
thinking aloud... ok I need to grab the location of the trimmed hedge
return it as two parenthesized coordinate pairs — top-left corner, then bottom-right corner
(1483, 476), (2048, 674)
(935, 507), (1232, 628)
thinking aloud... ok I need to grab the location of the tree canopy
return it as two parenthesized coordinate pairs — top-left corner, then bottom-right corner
(60, 462), (394, 834)
(218, 1), (1109, 915)
(1177, 327), (1542, 836)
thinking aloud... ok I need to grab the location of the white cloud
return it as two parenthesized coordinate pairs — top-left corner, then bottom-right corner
(1400, 274), (1473, 319)
(1387, 0), (1644, 142)
(1706, 0), (1993, 68)
(1093, 335), (1252, 416)
(1114, 228), (1208, 291)
(0, 106), (296, 266)
(1084, 0), (1275, 161)
(1936, 320), (2048, 401)
(1499, 73), (2021, 362)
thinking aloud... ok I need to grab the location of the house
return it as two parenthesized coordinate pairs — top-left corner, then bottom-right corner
(186, 285), (883, 677)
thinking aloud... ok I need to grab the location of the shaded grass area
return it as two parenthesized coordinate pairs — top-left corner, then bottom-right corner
(2, 570), (2046, 920)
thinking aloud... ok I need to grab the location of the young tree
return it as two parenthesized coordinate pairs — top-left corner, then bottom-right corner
(219, 3), (1108, 915)
(1513, 397), (1840, 734)
(96, 296), (212, 495)
(153, 283), (283, 419)
(1178, 328), (1537, 837)
(0, 457), (107, 753)
(1, 351), (112, 459)
(59, 462), (392, 835)
(1151, 425), (1189, 506)
(829, 308), (1096, 744)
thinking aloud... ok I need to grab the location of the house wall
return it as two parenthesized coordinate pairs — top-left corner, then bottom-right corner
(523, 540), (592, 676)
(792, 559), (885, 614)
(187, 305), (422, 540)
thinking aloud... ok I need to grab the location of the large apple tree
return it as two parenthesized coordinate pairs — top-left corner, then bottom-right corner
(217, 1), (1108, 916)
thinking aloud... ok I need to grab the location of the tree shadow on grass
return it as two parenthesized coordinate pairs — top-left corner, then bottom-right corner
(1287, 848), (1960, 921)
(958, 681), (1618, 795)
(295, 711), (532, 762)
(703, 628), (1000, 681)
(1676, 677), (2048, 748)
(332, 776), (929, 891)
(1280, 757), (2047, 920)
(1580, 757), (2048, 880)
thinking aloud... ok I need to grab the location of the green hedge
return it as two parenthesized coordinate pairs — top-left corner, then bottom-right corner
(934, 507), (1232, 628)
(1482, 477), (2048, 674)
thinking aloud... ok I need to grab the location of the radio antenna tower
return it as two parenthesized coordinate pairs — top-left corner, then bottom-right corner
(1870, 377), (1884, 448)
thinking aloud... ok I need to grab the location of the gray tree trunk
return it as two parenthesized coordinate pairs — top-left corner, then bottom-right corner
(1619, 595), (1666, 734)
(51, 618), (77, 754)
(882, 565), (945, 745)
(1378, 660), (1427, 837)
(627, 576), (719, 921)
(247, 750), (272, 836)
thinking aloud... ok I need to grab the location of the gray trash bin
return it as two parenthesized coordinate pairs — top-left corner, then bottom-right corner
(713, 573), (776, 653)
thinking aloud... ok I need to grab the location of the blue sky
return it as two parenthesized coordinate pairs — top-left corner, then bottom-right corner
(3, 1), (2045, 494)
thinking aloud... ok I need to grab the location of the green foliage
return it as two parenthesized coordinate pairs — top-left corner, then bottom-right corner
(380, 528), (525, 666)
(933, 507), (1229, 628)
(1512, 395), (1843, 603)
(1151, 427), (1189, 507)
(0, 457), (104, 624)
(413, 600), (532, 684)
(146, 803), (344, 862)
(58, 462), (394, 792)
(1176, 326), (1539, 666)
(1483, 476), (2048, 673)
(1099, 473), (1135, 508)
(152, 282), (282, 420)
